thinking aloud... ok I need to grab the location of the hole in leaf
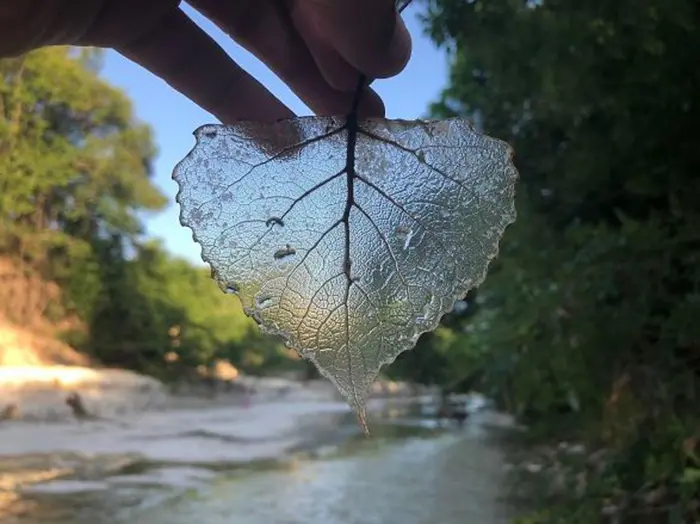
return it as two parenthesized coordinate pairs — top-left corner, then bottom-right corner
(218, 281), (240, 295)
(273, 244), (296, 260)
(255, 295), (274, 309)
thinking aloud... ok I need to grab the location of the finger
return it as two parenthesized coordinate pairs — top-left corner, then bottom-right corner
(188, 0), (385, 117)
(116, 7), (293, 123)
(288, 2), (360, 92)
(302, 0), (412, 80)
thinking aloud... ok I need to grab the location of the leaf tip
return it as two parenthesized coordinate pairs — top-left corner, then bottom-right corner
(357, 408), (371, 437)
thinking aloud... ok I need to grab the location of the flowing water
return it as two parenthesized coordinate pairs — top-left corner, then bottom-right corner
(2, 403), (515, 524)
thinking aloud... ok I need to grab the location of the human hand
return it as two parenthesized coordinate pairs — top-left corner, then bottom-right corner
(0, 0), (412, 123)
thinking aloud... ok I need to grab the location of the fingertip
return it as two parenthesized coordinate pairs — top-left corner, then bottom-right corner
(375, 14), (412, 79)
(357, 88), (386, 118)
(116, 8), (293, 124)
(305, 1), (412, 82)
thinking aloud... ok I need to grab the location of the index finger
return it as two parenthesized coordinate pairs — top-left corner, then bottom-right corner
(117, 8), (294, 124)
(303, 0), (412, 80)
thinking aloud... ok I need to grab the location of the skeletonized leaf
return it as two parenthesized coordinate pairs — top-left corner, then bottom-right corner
(173, 116), (517, 422)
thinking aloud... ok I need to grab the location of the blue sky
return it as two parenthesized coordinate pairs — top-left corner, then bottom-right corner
(101, 4), (449, 266)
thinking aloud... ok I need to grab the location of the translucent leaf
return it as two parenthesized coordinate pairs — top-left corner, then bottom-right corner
(173, 116), (517, 425)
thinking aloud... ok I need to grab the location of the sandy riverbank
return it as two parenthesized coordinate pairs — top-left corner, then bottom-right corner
(0, 366), (168, 421)
(0, 362), (429, 420)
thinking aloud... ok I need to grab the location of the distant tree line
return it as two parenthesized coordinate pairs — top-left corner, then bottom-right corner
(392, 0), (700, 521)
(0, 48), (297, 380)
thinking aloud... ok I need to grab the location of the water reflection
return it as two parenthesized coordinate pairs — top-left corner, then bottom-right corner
(135, 431), (512, 524)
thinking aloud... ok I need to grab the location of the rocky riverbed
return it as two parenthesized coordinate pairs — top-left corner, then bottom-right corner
(0, 398), (516, 524)
(0, 365), (520, 523)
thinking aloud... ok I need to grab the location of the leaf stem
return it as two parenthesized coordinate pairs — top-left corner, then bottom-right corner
(339, 72), (365, 422)
(346, 0), (412, 120)
(348, 74), (367, 121)
(338, 0), (413, 432)
(343, 74), (364, 282)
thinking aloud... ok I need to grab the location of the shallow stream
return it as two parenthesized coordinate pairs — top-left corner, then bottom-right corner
(2, 402), (515, 524)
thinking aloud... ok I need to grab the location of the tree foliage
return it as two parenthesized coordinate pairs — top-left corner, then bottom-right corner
(1, 47), (164, 323)
(421, 0), (700, 520)
(0, 47), (292, 378)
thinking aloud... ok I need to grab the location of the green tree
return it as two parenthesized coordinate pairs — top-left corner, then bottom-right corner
(422, 0), (700, 520)
(85, 239), (278, 375)
(0, 47), (165, 325)
(1, 47), (292, 378)
(388, 291), (483, 389)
